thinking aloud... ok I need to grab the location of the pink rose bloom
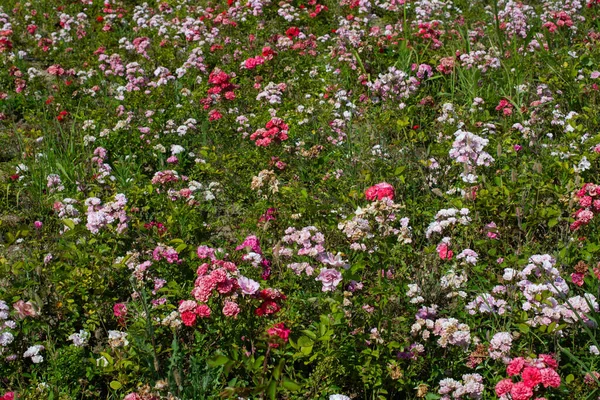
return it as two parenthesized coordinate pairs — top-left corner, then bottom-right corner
(495, 379), (513, 396)
(196, 304), (211, 318)
(13, 300), (39, 319)
(540, 367), (561, 388)
(507, 357), (526, 376)
(436, 242), (453, 260)
(315, 268), (343, 292)
(113, 303), (127, 318)
(510, 382), (534, 400)
(178, 300), (198, 313)
(571, 272), (585, 286)
(222, 301), (240, 318)
(34, 221), (43, 229)
(365, 182), (395, 201)
(123, 393), (142, 400)
(522, 367), (542, 387)
(2, 392), (15, 400)
(580, 195), (593, 207)
(539, 354), (558, 370)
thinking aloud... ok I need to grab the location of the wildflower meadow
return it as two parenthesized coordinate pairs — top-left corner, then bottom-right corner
(1, 0), (600, 398)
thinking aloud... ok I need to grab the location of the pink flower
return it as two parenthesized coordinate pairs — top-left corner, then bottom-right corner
(365, 182), (395, 201)
(123, 393), (142, 400)
(238, 276), (260, 295)
(267, 322), (291, 348)
(178, 300), (197, 313)
(507, 357), (526, 376)
(571, 272), (585, 286)
(196, 304), (211, 318)
(540, 367), (561, 388)
(222, 301), (240, 318)
(1, 392), (15, 400)
(13, 300), (39, 319)
(539, 354), (558, 370)
(315, 268), (343, 292)
(34, 221), (43, 229)
(197, 245), (216, 260)
(522, 367), (542, 387)
(495, 379), (513, 396)
(510, 382), (534, 400)
(436, 242), (453, 260)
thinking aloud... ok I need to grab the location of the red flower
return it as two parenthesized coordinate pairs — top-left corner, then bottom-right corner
(57, 110), (69, 121)
(285, 27), (300, 39)
(181, 310), (197, 326)
(365, 182), (395, 201)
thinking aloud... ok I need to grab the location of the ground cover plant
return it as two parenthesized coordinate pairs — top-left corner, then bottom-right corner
(1, 0), (600, 398)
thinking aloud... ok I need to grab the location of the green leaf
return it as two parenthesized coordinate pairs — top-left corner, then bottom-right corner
(207, 354), (229, 367)
(301, 330), (317, 339)
(297, 336), (314, 348)
(517, 323), (530, 334)
(267, 379), (277, 400)
(62, 219), (75, 230)
(109, 381), (122, 390)
(282, 377), (302, 392)
(273, 358), (284, 380)
(566, 374), (574, 384)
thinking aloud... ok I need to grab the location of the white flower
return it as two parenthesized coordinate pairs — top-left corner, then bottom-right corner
(330, 395), (350, 400)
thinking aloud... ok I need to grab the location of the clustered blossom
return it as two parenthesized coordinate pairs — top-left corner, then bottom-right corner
(256, 82), (286, 104)
(46, 174), (64, 193)
(488, 331), (513, 360)
(449, 129), (495, 183)
(495, 355), (561, 400)
(85, 194), (128, 234)
(438, 373), (484, 399)
(466, 292), (508, 315)
(426, 208), (471, 239)
(502, 254), (600, 327)
(0, 301), (15, 356)
(250, 117), (289, 146)
(107, 331), (129, 348)
(200, 68), (239, 120)
(266, 322), (291, 348)
(367, 66), (420, 105)
(433, 318), (472, 349)
(23, 344), (44, 363)
(338, 197), (412, 249)
(68, 330), (90, 347)
(237, 235), (272, 279)
(570, 183), (600, 230)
